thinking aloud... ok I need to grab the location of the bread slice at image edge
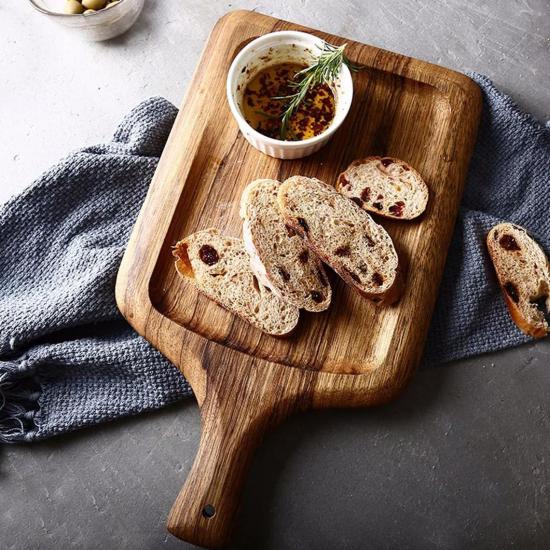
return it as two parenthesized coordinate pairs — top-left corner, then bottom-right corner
(278, 176), (403, 305)
(240, 178), (332, 312)
(487, 223), (550, 338)
(173, 228), (299, 336)
(336, 156), (429, 220)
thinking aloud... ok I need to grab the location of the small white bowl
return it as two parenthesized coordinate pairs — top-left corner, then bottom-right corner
(28, 0), (144, 42)
(226, 31), (353, 160)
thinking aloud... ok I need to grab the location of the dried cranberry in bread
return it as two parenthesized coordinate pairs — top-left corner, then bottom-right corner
(240, 179), (332, 312)
(487, 223), (550, 338)
(278, 176), (402, 305)
(336, 156), (428, 220)
(173, 229), (299, 336)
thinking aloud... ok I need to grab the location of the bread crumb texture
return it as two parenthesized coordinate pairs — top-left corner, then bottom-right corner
(173, 228), (299, 335)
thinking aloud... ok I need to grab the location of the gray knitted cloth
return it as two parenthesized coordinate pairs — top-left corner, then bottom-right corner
(1, 74), (548, 443)
(0, 98), (191, 443)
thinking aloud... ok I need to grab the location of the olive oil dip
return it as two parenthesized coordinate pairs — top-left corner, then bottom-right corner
(242, 62), (336, 141)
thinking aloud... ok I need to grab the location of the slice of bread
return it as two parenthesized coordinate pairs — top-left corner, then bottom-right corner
(240, 179), (332, 312)
(336, 156), (428, 220)
(487, 223), (550, 339)
(278, 176), (402, 305)
(173, 228), (299, 336)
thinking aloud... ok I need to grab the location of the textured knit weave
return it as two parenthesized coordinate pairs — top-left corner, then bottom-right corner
(0, 76), (548, 442)
(0, 98), (192, 442)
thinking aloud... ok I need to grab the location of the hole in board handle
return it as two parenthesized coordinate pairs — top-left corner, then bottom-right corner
(202, 504), (216, 519)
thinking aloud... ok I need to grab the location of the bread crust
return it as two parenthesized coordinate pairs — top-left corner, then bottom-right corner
(173, 241), (194, 278)
(500, 292), (548, 339)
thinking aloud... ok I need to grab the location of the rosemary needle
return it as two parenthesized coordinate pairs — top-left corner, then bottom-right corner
(273, 42), (362, 140)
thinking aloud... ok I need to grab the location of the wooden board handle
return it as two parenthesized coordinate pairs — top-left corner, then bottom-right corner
(167, 358), (294, 549)
(167, 407), (261, 548)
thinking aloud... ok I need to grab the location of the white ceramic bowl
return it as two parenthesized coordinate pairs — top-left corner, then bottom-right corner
(226, 31), (353, 160)
(28, 0), (144, 41)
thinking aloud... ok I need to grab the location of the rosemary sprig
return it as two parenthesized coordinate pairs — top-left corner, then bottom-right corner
(274, 42), (362, 140)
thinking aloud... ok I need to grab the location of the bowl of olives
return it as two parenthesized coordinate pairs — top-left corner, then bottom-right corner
(28, 0), (144, 41)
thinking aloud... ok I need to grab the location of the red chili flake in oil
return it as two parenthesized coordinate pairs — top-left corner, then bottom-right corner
(241, 62), (336, 141)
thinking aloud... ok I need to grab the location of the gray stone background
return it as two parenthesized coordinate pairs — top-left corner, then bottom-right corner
(2, 1), (549, 549)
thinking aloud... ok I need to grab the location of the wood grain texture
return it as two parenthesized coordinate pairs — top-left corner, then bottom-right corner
(115, 10), (481, 549)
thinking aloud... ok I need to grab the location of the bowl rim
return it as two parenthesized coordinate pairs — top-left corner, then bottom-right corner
(27, 0), (127, 16)
(226, 30), (353, 149)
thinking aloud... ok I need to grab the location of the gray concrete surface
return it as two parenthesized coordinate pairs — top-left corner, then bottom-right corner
(2, 1), (550, 549)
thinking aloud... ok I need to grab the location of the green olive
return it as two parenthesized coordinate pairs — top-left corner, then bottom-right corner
(83, 9), (97, 13)
(63, 0), (84, 14)
(81, 0), (107, 9)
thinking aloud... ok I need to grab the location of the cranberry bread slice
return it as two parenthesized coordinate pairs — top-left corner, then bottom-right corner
(173, 229), (299, 336)
(278, 176), (402, 305)
(487, 223), (550, 339)
(240, 179), (332, 312)
(336, 156), (428, 220)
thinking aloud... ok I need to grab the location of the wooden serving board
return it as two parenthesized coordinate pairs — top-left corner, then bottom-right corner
(116, 10), (481, 549)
